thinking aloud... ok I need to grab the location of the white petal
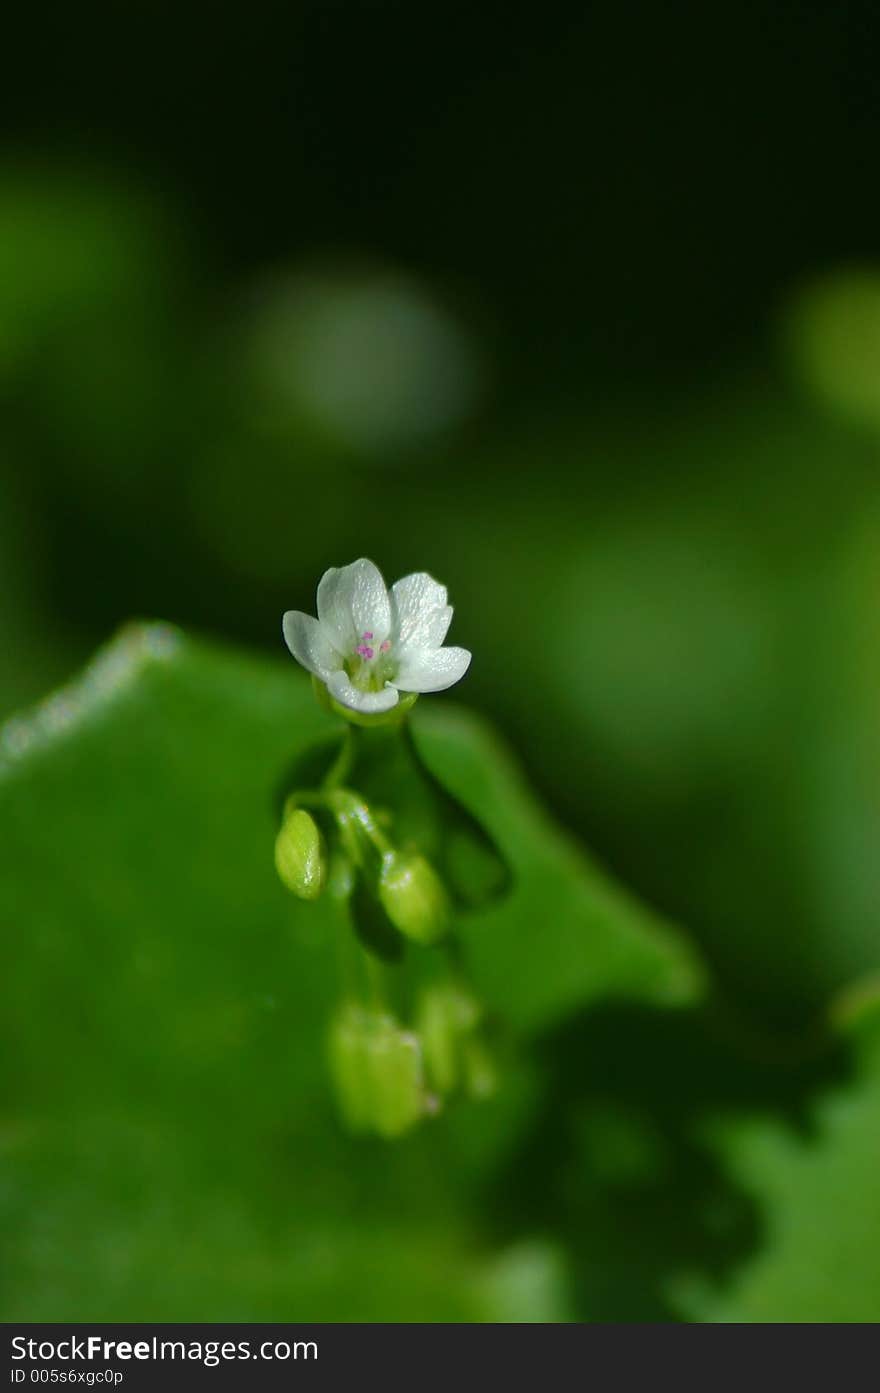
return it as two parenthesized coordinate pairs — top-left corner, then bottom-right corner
(317, 559), (392, 654)
(282, 611), (342, 679)
(327, 670), (400, 714)
(394, 646), (471, 693)
(391, 572), (452, 649)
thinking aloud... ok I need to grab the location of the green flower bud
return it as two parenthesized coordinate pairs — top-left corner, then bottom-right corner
(274, 808), (326, 900)
(326, 848), (355, 901)
(461, 1034), (497, 1101)
(416, 983), (484, 1097)
(327, 1003), (428, 1139)
(378, 851), (450, 945)
(417, 986), (460, 1095)
(327, 1004), (373, 1133)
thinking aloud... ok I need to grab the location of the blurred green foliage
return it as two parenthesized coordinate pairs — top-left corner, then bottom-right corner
(2, 625), (879, 1321)
(674, 999), (880, 1322)
(4, 11), (880, 1314)
(0, 627), (697, 1319)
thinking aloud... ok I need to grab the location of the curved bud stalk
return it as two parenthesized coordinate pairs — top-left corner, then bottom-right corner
(324, 788), (387, 876)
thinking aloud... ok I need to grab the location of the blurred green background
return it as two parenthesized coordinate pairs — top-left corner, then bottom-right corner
(4, 1), (880, 1321)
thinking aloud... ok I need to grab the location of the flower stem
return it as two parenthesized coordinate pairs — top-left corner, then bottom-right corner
(321, 726), (355, 791)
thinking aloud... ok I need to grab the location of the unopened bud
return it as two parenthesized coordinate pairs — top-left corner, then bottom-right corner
(416, 983), (483, 1097)
(378, 851), (450, 946)
(274, 808), (326, 900)
(461, 1034), (497, 1100)
(326, 848), (355, 901)
(327, 1003), (427, 1138)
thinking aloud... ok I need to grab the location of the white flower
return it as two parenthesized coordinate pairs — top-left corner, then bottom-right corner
(283, 559), (472, 714)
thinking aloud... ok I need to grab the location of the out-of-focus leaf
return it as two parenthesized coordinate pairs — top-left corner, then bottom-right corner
(671, 999), (880, 1322)
(420, 392), (880, 1026)
(0, 623), (700, 1319)
(0, 172), (161, 365)
(412, 706), (702, 1028)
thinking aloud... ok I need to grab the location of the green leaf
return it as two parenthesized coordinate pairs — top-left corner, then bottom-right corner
(671, 1000), (880, 1322)
(0, 623), (701, 1319)
(412, 706), (703, 1028)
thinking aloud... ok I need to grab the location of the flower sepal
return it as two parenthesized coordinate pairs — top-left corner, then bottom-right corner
(313, 673), (419, 728)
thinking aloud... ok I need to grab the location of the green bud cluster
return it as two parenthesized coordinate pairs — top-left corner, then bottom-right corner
(273, 706), (511, 1138)
(276, 787), (451, 955)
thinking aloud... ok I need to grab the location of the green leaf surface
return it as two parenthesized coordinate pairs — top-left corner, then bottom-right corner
(0, 623), (700, 1319)
(671, 1002), (880, 1322)
(412, 706), (703, 1027)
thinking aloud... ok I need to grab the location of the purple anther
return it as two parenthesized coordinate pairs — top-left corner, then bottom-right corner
(362, 631), (374, 641)
(356, 644), (375, 660)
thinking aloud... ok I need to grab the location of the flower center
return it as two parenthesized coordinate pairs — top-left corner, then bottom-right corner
(348, 631), (393, 690)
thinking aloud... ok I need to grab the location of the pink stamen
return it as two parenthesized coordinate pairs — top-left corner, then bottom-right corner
(380, 639), (391, 653)
(356, 644), (375, 660)
(362, 631), (373, 641)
